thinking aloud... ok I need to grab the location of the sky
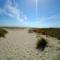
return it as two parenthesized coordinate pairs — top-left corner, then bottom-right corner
(0, 0), (60, 28)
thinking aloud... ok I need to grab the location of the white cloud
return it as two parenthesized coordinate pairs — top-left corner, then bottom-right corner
(0, 0), (28, 23)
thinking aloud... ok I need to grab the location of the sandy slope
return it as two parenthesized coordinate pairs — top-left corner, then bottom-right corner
(0, 29), (60, 60)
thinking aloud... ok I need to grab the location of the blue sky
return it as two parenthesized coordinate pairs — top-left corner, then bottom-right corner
(0, 0), (60, 28)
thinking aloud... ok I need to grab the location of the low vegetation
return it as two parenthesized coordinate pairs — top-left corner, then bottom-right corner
(28, 28), (60, 39)
(36, 38), (48, 51)
(0, 28), (8, 38)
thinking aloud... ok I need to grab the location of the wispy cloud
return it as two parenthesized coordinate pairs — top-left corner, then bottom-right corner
(0, 0), (28, 23)
(31, 14), (60, 27)
(47, 14), (60, 20)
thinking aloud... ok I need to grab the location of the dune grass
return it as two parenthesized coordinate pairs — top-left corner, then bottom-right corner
(0, 28), (8, 38)
(28, 28), (60, 40)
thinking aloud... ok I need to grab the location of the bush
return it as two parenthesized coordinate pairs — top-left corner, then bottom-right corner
(36, 38), (48, 51)
(0, 29), (8, 38)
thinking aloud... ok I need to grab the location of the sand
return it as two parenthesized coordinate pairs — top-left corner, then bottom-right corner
(0, 29), (60, 60)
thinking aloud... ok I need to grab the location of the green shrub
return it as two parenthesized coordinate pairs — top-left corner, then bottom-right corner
(0, 29), (8, 38)
(36, 38), (48, 51)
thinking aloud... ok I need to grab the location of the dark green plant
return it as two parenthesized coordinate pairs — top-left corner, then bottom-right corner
(0, 29), (8, 38)
(36, 38), (48, 51)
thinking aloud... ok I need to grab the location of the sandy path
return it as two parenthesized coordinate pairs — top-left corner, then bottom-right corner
(0, 29), (60, 60)
(0, 29), (38, 60)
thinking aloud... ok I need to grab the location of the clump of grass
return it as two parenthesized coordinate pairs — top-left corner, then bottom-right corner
(28, 29), (33, 33)
(36, 38), (48, 51)
(0, 28), (8, 38)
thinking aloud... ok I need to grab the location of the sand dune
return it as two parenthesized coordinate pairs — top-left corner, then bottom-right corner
(0, 29), (60, 60)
